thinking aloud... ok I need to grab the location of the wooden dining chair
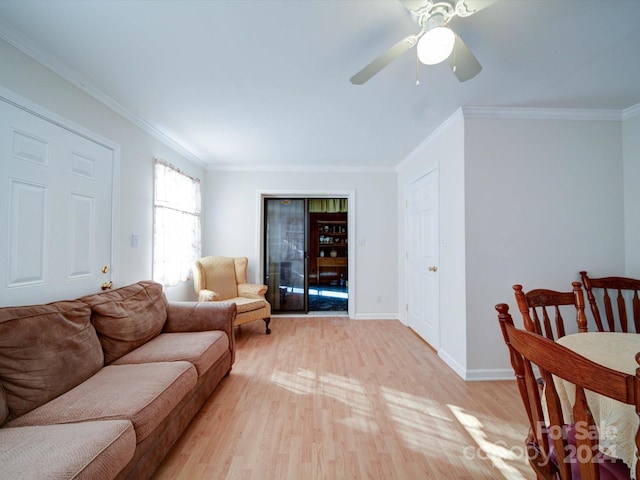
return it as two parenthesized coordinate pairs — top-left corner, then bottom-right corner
(580, 271), (640, 333)
(496, 303), (640, 480)
(513, 282), (588, 340)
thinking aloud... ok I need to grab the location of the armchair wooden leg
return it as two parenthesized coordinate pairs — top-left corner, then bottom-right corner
(264, 317), (271, 335)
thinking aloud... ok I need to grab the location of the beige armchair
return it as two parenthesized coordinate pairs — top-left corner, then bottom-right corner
(192, 256), (271, 334)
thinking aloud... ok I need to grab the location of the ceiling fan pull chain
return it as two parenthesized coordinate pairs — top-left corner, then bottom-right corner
(452, 34), (457, 73)
(415, 50), (421, 86)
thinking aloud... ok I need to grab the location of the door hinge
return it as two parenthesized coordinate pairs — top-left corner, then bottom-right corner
(405, 303), (408, 311)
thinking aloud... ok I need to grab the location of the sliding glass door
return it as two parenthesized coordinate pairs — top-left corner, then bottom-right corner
(264, 197), (349, 314)
(264, 199), (307, 312)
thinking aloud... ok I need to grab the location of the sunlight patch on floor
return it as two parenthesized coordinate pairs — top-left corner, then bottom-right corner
(271, 367), (529, 478)
(381, 387), (462, 451)
(448, 404), (527, 480)
(271, 368), (377, 433)
(270, 369), (317, 396)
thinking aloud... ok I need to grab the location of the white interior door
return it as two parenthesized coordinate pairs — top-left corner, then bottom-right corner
(407, 168), (440, 348)
(0, 96), (115, 306)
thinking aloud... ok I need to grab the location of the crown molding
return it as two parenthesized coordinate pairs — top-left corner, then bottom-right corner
(623, 103), (640, 120)
(206, 163), (396, 173)
(0, 21), (204, 167)
(462, 106), (622, 122)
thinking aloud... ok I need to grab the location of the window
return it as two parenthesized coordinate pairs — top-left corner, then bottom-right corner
(153, 159), (201, 287)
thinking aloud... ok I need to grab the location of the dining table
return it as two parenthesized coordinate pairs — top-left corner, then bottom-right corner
(554, 331), (640, 474)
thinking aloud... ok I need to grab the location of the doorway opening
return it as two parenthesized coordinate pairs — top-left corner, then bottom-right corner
(263, 197), (349, 314)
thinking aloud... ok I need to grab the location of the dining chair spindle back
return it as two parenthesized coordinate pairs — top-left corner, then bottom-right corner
(580, 271), (640, 333)
(513, 282), (588, 340)
(496, 303), (640, 480)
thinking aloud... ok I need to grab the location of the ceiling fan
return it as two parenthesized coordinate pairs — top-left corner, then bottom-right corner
(350, 0), (496, 85)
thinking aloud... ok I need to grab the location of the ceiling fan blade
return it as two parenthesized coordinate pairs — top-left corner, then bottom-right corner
(447, 34), (482, 82)
(350, 35), (419, 85)
(456, 0), (497, 16)
(399, 0), (496, 16)
(397, 0), (429, 13)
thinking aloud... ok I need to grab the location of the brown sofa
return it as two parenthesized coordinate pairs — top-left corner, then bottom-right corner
(0, 280), (236, 480)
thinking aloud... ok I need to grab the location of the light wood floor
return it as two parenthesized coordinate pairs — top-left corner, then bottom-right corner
(152, 317), (535, 480)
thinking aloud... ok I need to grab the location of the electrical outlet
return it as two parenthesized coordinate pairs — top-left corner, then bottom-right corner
(376, 294), (382, 303)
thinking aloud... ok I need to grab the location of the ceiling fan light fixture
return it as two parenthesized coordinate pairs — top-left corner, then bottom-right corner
(417, 26), (455, 65)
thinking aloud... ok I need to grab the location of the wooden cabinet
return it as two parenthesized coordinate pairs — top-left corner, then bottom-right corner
(315, 219), (347, 285)
(317, 220), (347, 259)
(316, 257), (347, 285)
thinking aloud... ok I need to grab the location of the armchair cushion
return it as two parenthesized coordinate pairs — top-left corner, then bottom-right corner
(233, 297), (268, 314)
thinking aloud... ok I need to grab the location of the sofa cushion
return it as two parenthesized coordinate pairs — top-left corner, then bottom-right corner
(113, 331), (229, 377)
(0, 420), (135, 480)
(0, 300), (103, 420)
(80, 281), (168, 364)
(7, 362), (197, 443)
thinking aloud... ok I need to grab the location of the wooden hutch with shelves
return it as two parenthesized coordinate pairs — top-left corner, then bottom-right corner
(310, 213), (348, 285)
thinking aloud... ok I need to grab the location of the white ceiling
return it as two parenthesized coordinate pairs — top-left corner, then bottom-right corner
(1, 0), (639, 170)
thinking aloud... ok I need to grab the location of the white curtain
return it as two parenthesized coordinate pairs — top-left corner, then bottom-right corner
(153, 159), (201, 287)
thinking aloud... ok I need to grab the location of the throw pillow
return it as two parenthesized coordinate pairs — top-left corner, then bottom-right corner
(80, 281), (167, 364)
(0, 300), (103, 418)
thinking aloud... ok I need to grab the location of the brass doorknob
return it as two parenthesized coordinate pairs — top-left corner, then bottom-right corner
(428, 266), (438, 272)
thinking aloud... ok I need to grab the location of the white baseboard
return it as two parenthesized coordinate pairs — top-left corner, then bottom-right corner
(271, 313), (399, 320)
(464, 368), (516, 381)
(438, 348), (515, 381)
(352, 313), (400, 320)
(437, 349), (466, 379)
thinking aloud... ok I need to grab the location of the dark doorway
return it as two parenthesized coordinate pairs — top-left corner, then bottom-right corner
(263, 198), (348, 314)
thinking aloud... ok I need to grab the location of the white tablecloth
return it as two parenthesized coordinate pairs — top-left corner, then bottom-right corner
(555, 332), (640, 473)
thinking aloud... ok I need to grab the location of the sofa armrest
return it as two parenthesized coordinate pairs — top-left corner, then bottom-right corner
(165, 301), (236, 333)
(237, 283), (267, 298)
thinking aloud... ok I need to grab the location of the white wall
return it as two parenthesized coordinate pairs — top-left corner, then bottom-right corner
(396, 111), (468, 376)
(464, 115), (625, 377)
(0, 38), (205, 301)
(397, 110), (626, 379)
(204, 170), (398, 317)
(623, 112), (640, 276)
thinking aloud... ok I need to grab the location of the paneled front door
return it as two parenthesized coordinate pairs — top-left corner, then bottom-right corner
(0, 94), (115, 306)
